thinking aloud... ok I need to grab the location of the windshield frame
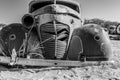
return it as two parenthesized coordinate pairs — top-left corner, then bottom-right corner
(29, 0), (80, 13)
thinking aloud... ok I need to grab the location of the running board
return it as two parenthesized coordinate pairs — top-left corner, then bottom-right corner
(0, 56), (114, 67)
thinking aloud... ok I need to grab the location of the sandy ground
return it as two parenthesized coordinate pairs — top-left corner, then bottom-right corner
(0, 40), (120, 80)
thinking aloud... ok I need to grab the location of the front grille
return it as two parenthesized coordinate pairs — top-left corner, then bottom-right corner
(40, 23), (69, 59)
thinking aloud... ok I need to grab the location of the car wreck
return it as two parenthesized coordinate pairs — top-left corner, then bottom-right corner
(0, 0), (113, 67)
(108, 25), (120, 40)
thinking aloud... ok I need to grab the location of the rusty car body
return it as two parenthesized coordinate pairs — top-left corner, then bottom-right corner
(0, 0), (113, 67)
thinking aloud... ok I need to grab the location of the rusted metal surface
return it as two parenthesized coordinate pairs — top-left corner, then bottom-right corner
(0, 0), (113, 67)
(0, 56), (114, 67)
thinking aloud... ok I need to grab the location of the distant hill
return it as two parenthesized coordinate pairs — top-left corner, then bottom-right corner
(0, 24), (6, 27)
(0, 24), (6, 30)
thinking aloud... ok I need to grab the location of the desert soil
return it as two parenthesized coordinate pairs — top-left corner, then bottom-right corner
(0, 40), (120, 80)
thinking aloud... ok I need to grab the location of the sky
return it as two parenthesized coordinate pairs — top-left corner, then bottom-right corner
(0, 0), (120, 24)
(79, 0), (120, 22)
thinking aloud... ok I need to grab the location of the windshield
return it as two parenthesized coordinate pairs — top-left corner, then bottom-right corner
(29, 1), (80, 13)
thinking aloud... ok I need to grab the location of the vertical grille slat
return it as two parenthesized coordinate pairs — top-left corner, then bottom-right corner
(40, 23), (69, 59)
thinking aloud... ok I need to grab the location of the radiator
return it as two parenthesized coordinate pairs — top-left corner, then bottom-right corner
(39, 23), (70, 59)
